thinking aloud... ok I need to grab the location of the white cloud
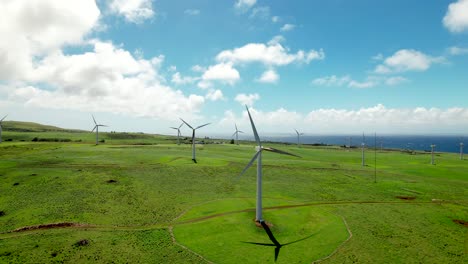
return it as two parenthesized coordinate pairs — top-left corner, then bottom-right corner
(171, 72), (199, 85)
(271, 16), (280, 23)
(216, 42), (325, 66)
(372, 53), (384, 61)
(191, 65), (206, 72)
(312, 75), (351, 86)
(267, 35), (286, 45)
(234, 0), (257, 12)
(219, 104), (468, 134)
(205, 89), (225, 101)
(385, 76), (409, 86)
(280, 23), (296, 32)
(0, 0), (100, 80)
(200, 63), (240, 87)
(448, 46), (468, 55)
(348, 80), (377, 89)
(374, 49), (444, 74)
(109, 0), (155, 24)
(257, 69), (279, 83)
(443, 0), (468, 33)
(249, 6), (270, 20)
(234, 93), (260, 107)
(184, 9), (200, 16)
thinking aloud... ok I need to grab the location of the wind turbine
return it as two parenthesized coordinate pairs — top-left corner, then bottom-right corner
(179, 118), (210, 163)
(232, 123), (244, 145)
(361, 133), (366, 166)
(460, 137), (464, 160)
(294, 129), (304, 148)
(0, 115), (7, 143)
(239, 106), (299, 223)
(430, 144), (436, 165)
(170, 122), (184, 145)
(242, 221), (316, 262)
(91, 115), (108, 145)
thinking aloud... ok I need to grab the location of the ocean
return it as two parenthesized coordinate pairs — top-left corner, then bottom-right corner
(232, 135), (465, 154)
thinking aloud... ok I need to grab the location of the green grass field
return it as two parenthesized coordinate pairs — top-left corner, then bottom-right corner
(0, 123), (467, 263)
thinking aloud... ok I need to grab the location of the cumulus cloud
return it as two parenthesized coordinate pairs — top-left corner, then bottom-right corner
(216, 42), (325, 66)
(374, 49), (444, 74)
(219, 104), (468, 134)
(109, 0), (155, 24)
(0, 0), (100, 80)
(234, 93), (260, 107)
(443, 0), (468, 33)
(205, 89), (225, 101)
(280, 23), (296, 32)
(234, 0), (257, 12)
(7, 41), (205, 120)
(198, 63), (240, 89)
(271, 16), (280, 23)
(171, 72), (199, 85)
(385, 76), (409, 86)
(312, 75), (352, 86)
(257, 69), (279, 83)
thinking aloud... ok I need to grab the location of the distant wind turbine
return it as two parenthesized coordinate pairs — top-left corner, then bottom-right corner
(361, 133), (366, 166)
(294, 129), (304, 148)
(170, 122), (184, 145)
(430, 144), (436, 165)
(0, 115), (8, 143)
(460, 137), (464, 160)
(238, 106), (299, 222)
(180, 118), (210, 163)
(91, 115), (108, 145)
(232, 123), (244, 145)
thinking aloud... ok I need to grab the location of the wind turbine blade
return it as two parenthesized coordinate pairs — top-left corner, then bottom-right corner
(260, 221), (281, 247)
(178, 122), (184, 129)
(245, 105), (261, 146)
(262, 147), (301, 158)
(92, 115), (97, 125)
(92, 126), (97, 132)
(294, 129), (299, 135)
(282, 233), (317, 246)
(179, 118), (193, 129)
(238, 130), (244, 133)
(0, 115), (7, 122)
(170, 127), (178, 130)
(235, 123), (238, 131)
(241, 242), (276, 246)
(99, 125), (108, 127)
(239, 151), (261, 177)
(195, 123), (210, 129)
(232, 131), (237, 137)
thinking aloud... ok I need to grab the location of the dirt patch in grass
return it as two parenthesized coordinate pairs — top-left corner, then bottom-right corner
(13, 182), (19, 186)
(106, 179), (117, 183)
(395, 196), (416, 200)
(74, 239), (90, 246)
(10, 222), (90, 233)
(453, 219), (468, 228)
(0, 211), (5, 217)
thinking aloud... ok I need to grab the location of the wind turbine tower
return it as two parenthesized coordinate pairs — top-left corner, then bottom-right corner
(430, 144), (436, 165)
(180, 118), (210, 163)
(0, 115), (8, 143)
(239, 106), (299, 223)
(294, 129), (304, 148)
(91, 115), (108, 145)
(458, 139), (465, 160)
(170, 122), (184, 145)
(232, 123), (244, 145)
(361, 133), (366, 166)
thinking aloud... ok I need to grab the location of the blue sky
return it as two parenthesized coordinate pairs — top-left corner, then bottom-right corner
(0, 0), (468, 136)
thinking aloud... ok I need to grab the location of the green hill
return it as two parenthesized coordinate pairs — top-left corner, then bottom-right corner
(1, 121), (84, 133)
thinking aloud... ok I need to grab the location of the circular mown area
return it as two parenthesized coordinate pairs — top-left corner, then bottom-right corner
(173, 199), (350, 263)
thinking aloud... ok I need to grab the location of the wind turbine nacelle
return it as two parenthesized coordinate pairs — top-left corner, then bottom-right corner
(255, 146), (261, 152)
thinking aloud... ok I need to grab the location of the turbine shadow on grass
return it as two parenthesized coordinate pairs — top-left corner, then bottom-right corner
(242, 221), (316, 262)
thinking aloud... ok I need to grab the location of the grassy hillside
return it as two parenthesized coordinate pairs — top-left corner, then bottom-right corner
(2, 121), (84, 133)
(0, 128), (466, 263)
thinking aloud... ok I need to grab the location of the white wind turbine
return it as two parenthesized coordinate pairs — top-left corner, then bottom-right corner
(170, 122), (184, 145)
(460, 137), (464, 160)
(430, 144), (436, 165)
(180, 118), (210, 163)
(0, 115), (8, 143)
(91, 115), (108, 145)
(239, 106), (300, 223)
(232, 123), (244, 145)
(361, 133), (366, 166)
(294, 129), (304, 148)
